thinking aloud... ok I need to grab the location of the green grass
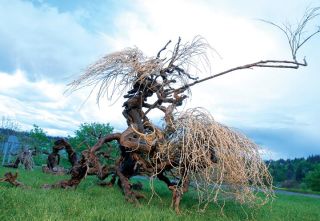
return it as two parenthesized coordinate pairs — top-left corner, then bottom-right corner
(1, 167), (320, 221)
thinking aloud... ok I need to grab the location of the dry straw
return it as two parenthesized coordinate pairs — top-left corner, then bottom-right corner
(154, 108), (274, 209)
(67, 36), (211, 103)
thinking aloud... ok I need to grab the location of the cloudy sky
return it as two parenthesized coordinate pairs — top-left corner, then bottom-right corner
(0, 0), (319, 159)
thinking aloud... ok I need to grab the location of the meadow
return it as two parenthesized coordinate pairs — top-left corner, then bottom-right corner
(0, 167), (320, 221)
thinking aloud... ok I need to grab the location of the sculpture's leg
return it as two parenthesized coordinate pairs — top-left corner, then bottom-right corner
(115, 157), (145, 204)
(47, 153), (59, 170)
(13, 157), (21, 168)
(0, 172), (25, 187)
(157, 171), (176, 187)
(169, 175), (190, 213)
(42, 159), (88, 189)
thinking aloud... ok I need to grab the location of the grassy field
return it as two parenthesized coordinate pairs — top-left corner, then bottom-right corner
(0, 167), (320, 221)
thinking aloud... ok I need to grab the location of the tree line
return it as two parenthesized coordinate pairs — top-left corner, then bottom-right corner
(266, 156), (320, 191)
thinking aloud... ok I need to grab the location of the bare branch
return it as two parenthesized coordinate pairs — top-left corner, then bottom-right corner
(156, 40), (172, 59)
(166, 59), (307, 95)
(261, 7), (320, 61)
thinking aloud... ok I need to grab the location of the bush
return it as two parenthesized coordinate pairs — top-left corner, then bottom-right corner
(299, 182), (308, 190)
(304, 164), (320, 191)
(29, 124), (51, 154)
(68, 122), (117, 152)
(281, 180), (299, 188)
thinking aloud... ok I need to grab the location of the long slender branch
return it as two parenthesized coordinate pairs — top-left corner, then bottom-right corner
(143, 59), (306, 117)
(167, 59), (307, 95)
(296, 29), (320, 52)
(157, 40), (172, 58)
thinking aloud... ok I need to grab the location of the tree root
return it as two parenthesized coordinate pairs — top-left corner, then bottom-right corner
(115, 158), (145, 204)
(0, 172), (26, 188)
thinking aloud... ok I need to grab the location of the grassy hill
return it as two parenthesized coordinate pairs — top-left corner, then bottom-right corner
(0, 167), (320, 221)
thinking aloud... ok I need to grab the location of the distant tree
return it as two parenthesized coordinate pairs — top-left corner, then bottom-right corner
(304, 164), (320, 191)
(278, 159), (286, 166)
(271, 160), (288, 183)
(68, 122), (115, 152)
(0, 116), (20, 131)
(295, 163), (306, 182)
(0, 116), (20, 142)
(286, 163), (295, 180)
(307, 155), (320, 164)
(29, 124), (50, 154)
(281, 179), (299, 189)
(0, 130), (4, 144)
(295, 160), (313, 182)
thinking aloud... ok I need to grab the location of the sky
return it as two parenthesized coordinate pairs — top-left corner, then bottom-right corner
(0, 0), (319, 159)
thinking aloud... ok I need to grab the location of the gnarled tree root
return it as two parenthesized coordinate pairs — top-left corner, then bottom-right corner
(0, 172), (26, 188)
(42, 160), (89, 189)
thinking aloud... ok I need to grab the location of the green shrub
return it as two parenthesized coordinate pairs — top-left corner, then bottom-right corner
(304, 164), (320, 191)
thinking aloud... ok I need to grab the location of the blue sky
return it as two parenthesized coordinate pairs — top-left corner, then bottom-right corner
(0, 0), (319, 159)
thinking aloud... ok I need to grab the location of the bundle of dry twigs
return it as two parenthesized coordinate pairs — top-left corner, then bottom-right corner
(153, 108), (273, 209)
(67, 36), (211, 103)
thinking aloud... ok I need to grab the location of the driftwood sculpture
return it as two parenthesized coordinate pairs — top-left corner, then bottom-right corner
(48, 8), (319, 213)
(3, 148), (34, 170)
(43, 139), (116, 188)
(0, 172), (25, 187)
(43, 139), (78, 174)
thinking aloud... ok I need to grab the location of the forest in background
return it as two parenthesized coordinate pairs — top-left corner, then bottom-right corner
(267, 155), (320, 191)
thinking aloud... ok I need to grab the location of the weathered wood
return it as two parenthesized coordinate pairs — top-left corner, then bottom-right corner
(0, 172), (25, 187)
(46, 139), (78, 171)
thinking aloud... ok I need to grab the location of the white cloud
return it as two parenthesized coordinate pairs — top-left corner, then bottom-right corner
(107, 0), (280, 61)
(0, 70), (126, 136)
(0, 0), (108, 81)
